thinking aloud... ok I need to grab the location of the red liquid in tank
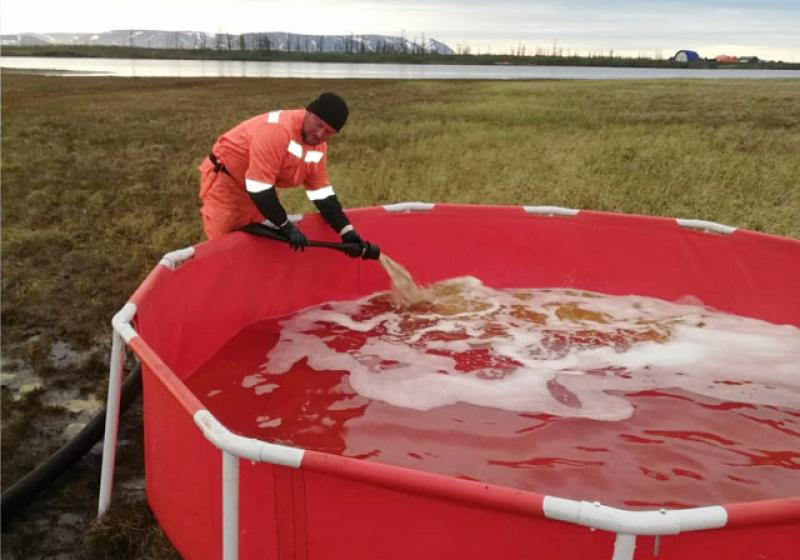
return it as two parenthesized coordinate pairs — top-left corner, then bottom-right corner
(186, 282), (800, 510)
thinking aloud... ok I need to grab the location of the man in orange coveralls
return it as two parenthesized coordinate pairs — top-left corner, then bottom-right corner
(198, 92), (372, 254)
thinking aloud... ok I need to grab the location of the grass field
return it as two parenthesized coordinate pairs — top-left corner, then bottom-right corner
(1, 72), (799, 557)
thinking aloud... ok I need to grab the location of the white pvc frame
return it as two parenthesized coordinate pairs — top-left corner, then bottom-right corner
(98, 207), (756, 560)
(676, 218), (737, 235)
(523, 205), (580, 216)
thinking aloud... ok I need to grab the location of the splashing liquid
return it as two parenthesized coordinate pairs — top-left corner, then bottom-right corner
(187, 276), (800, 509)
(378, 254), (426, 306)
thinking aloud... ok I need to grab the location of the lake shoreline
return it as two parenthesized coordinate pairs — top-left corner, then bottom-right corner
(4, 45), (799, 70)
(4, 56), (800, 80)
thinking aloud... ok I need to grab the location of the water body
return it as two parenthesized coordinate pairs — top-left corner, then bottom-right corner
(3, 56), (800, 79)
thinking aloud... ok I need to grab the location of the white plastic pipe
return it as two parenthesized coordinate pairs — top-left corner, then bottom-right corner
(383, 202), (436, 212)
(111, 303), (138, 343)
(543, 496), (727, 535)
(523, 205), (580, 216)
(98, 303), (138, 516)
(97, 328), (125, 516)
(222, 451), (239, 560)
(612, 534), (637, 560)
(194, 410), (304, 467)
(676, 218), (736, 235)
(158, 246), (196, 270)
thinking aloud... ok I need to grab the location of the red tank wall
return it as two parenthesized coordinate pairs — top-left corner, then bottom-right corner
(129, 204), (800, 559)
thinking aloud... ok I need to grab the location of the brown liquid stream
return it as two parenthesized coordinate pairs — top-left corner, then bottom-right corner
(378, 254), (427, 306)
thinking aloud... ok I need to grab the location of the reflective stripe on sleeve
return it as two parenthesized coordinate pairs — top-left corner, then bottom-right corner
(305, 185), (335, 201)
(304, 150), (324, 163)
(287, 140), (303, 159)
(245, 179), (274, 193)
(267, 110), (281, 123)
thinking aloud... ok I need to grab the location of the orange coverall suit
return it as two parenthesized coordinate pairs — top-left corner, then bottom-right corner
(199, 109), (332, 240)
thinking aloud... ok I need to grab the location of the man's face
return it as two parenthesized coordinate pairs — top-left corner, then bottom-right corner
(302, 111), (338, 146)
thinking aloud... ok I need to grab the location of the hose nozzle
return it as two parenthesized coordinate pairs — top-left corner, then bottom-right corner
(341, 241), (381, 260)
(362, 242), (381, 260)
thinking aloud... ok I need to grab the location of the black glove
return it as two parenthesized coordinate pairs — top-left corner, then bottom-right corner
(342, 230), (368, 258)
(279, 222), (309, 251)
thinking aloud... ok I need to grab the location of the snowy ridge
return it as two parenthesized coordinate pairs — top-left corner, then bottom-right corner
(1, 29), (455, 55)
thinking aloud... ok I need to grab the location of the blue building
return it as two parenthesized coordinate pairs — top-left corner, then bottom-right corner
(673, 50), (701, 62)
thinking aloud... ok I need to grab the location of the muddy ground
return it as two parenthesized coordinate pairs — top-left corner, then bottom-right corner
(1, 338), (178, 559)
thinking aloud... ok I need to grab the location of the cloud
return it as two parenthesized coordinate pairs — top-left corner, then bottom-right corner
(1, 0), (798, 61)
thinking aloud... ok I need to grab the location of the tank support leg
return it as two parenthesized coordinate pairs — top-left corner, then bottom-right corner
(612, 533), (636, 560)
(223, 451), (240, 560)
(98, 329), (125, 516)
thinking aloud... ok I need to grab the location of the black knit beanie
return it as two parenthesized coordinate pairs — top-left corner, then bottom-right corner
(306, 92), (349, 132)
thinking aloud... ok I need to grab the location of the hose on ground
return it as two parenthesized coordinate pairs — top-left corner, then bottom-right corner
(1, 363), (142, 526)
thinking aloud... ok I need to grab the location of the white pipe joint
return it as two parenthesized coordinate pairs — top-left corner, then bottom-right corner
(111, 302), (138, 343)
(193, 410), (304, 468)
(543, 497), (727, 535)
(159, 246), (196, 270)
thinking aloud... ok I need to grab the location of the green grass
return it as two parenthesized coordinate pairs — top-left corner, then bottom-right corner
(2, 73), (799, 361)
(2, 72), (799, 557)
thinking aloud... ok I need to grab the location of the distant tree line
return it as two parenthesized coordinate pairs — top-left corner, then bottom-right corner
(185, 31), (437, 55)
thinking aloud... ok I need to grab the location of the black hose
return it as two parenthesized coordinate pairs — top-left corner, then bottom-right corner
(1, 363), (143, 526)
(238, 222), (381, 260)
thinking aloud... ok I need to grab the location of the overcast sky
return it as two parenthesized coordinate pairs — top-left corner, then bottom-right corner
(2, 0), (798, 61)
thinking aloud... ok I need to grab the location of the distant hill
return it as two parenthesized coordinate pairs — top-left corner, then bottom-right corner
(0, 29), (454, 55)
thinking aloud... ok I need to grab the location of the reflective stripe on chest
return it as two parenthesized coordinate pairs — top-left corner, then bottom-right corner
(286, 140), (323, 163)
(267, 111), (324, 163)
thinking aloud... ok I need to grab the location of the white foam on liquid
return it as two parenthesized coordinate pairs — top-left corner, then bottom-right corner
(256, 416), (282, 428)
(259, 278), (800, 421)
